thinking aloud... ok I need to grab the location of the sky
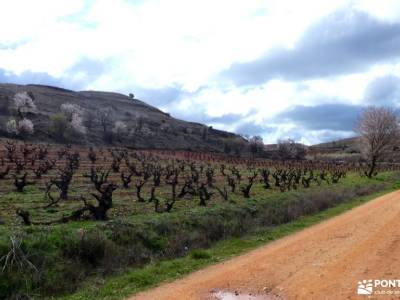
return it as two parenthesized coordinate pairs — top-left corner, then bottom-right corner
(1, 0), (400, 145)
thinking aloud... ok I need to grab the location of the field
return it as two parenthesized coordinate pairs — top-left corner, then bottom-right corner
(0, 139), (379, 225)
(0, 138), (399, 299)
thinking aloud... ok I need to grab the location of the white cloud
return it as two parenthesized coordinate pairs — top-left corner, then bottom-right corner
(353, 0), (400, 22)
(1, 0), (400, 144)
(0, 0), (84, 42)
(163, 79), (295, 122)
(301, 63), (400, 106)
(0, 0), (350, 89)
(296, 129), (356, 145)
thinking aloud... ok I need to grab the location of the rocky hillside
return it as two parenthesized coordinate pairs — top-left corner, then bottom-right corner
(0, 83), (248, 154)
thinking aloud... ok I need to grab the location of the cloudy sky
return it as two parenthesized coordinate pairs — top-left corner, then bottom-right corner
(1, 0), (400, 144)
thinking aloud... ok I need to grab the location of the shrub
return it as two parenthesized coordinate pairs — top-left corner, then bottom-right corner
(189, 249), (211, 259)
(50, 114), (68, 141)
(6, 119), (18, 135)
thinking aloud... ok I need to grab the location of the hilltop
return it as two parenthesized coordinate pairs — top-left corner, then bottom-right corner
(0, 83), (248, 154)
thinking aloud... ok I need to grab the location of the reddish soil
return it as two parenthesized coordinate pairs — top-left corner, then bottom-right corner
(129, 190), (400, 300)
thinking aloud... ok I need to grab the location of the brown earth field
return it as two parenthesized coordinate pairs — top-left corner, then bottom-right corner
(129, 190), (400, 300)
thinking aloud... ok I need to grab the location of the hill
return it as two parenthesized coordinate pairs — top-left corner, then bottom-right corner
(0, 83), (248, 154)
(311, 136), (400, 163)
(306, 137), (361, 162)
(311, 137), (360, 151)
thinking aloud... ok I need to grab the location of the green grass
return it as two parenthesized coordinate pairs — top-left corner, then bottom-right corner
(189, 249), (211, 260)
(1, 171), (395, 299)
(59, 185), (394, 300)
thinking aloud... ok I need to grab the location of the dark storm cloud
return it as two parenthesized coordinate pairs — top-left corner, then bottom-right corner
(0, 58), (115, 91)
(235, 122), (270, 136)
(274, 104), (362, 131)
(0, 68), (69, 88)
(364, 75), (400, 106)
(222, 11), (400, 85)
(0, 57), (111, 91)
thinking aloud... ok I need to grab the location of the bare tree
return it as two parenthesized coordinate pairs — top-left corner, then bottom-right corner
(355, 106), (399, 178)
(97, 108), (114, 143)
(277, 139), (306, 160)
(97, 108), (113, 132)
(248, 135), (264, 157)
(84, 110), (96, 130)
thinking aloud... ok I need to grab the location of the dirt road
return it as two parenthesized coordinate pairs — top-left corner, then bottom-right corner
(129, 190), (400, 300)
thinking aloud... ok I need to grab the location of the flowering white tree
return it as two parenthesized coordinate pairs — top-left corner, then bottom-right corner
(113, 121), (127, 134)
(13, 92), (37, 118)
(112, 121), (127, 141)
(7, 92), (36, 137)
(61, 103), (82, 122)
(71, 113), (86, 134)
(60, 103), (86, 134)
(6, 118), (34, 137)
(18, 118), (34, 136)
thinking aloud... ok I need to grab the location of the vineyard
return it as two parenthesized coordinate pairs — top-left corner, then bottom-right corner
(1, 139), (396, 225)
(0, 138), (398, 299)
